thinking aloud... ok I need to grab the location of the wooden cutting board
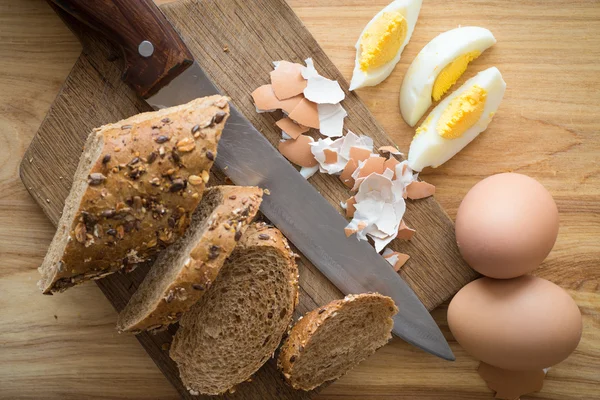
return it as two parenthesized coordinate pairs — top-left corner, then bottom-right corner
(19, 0), (476, 398)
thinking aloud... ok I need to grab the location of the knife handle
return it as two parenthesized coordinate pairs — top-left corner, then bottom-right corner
(48, 0), (193, 98)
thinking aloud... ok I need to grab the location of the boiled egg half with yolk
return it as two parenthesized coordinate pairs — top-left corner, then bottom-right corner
(407, 67), (506, 172)
(400, 26), (496, 127)
(349, 0), (422, 91)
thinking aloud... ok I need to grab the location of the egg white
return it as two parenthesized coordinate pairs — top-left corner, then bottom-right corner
(349, 0), (422, 91)
(407, 67), (506, 172)
(400, 26), (496, 127)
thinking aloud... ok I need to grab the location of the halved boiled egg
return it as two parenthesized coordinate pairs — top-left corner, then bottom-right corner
(407, 67), (506, 172)
(349, 0), (422, 91)
(400, 26), (496, 127)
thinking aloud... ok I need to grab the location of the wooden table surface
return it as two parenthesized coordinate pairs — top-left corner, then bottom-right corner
(1, 0), (598, 399)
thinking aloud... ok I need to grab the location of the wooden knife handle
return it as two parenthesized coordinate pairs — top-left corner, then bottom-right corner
(49, 0), (193, 98)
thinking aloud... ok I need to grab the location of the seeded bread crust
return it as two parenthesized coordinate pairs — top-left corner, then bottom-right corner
(38, 95), (230, 294)
(170, 223), (299, 396)
(278, 293), (398, 391)
(117, 186), (263, 333)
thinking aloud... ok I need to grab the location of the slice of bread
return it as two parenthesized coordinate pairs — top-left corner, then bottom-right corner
(38, 95), (230, 294)
(170, 223), (299, 396)
(117, 186), (263, 333)
(278, 293), (398, 391)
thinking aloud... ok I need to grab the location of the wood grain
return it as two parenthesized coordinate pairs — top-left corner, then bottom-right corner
(18, 0), (474, 397)
(1, 0), (599, 399)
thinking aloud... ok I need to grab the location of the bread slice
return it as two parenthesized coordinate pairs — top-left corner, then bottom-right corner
(170, 223), (299, 396)
(278, 293), (398, 391)
(38, 95), (229, 294)
(117, 186), (263, 333)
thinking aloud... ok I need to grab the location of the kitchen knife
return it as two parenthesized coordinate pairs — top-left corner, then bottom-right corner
(49, 0), (454, 361)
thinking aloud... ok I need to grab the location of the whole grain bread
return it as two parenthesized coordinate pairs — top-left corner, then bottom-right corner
(117, 186), (263, 333)
(38, 95), (230, 294)
(170, 223), (299, 396)
(278, 293), (398, 391)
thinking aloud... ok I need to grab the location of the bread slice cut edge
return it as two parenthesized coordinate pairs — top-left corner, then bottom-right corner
(117, 185), (263, 333)
(277, 293), (398, 391)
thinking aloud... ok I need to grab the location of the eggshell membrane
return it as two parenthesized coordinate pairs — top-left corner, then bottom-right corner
(349, 146), (372, 162)
(340, 159), (358, 188)
(288, 98), (320, 129)
(278, 135), (318, 168)
(358, 156), (386, 178)
(270, 61), (307, 100)
(275, 117), (309, 139)
(397, 220), (415, 240)
(323, 149), (338, 164)
(478, 362), (545, 400)
(455, 173), (559, 279)
(406, 181), (435, 199)
(345, 196), (356, 218)
(448, 276), (583, 371)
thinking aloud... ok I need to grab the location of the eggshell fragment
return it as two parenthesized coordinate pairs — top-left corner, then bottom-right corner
(278, 135), (318, 168)
(378, 145), (403, 155)
(288, 98), (320, 129)
(340, 159), (358, 188)
(384, 157), (400, 178)
(252, 84), (281, 112)
(279, 94), (305, 114)
(270, 61), (307, 100)
(382, 248), (410, 272)
(300, 165), (319, 179)
(349, 146), (372, 162)
(317, 103), (347, 137)
(397, 220), (415, 240)
(323, 149), (338, 164)
(344, 227), (356, 237)
(345, 196), (356, 218)
(302, 58), (346, 104)
(478, 362), (546, 400)
(276, 117), (309, 140)
(358, 156), (386, 178)
(405, 180), (435, 199)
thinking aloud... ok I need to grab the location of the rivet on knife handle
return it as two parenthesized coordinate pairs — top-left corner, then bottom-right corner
(48, 0), (193, 98)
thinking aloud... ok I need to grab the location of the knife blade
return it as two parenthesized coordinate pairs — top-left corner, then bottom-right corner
(49, 0), (454, 361)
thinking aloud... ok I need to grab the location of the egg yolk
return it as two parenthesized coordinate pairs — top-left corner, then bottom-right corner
(436, 85), (487, 139)
(359, 11), (407, 72)
(432, 51), (481, 101)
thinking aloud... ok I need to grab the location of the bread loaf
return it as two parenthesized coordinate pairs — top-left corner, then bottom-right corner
(38, 96), (229, 294)
(170, 223), (299, 396)
(117, 186), (263, 333)
(278, 293), (398, 391)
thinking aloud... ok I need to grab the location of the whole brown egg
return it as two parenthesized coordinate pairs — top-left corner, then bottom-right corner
(448, 276), (582, 371)
(455, 173), (559, 279)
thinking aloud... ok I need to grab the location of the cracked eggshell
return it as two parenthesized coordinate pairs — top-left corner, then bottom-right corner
(252, 84), (282, 112)
(397, 220), (415, 240)
(340, 159), (358, 188)
(300, 165), (319, 179)
(288, 98), (320, 129)
(405, 180), (435, 199)
(278, 135), (318, 168)
(271, 61), (307, 100)
(357, 156), (386, 178)
(448, 276), (583, 371)
(383, 248), (410, 271)
(276, 117), (309, 140)
(349, 146), (372, 163)
(302, 58), (345, 104)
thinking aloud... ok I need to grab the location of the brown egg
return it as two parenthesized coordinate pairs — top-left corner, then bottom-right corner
(448, 276), (582, 371)
(456, 173), (559, 279)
